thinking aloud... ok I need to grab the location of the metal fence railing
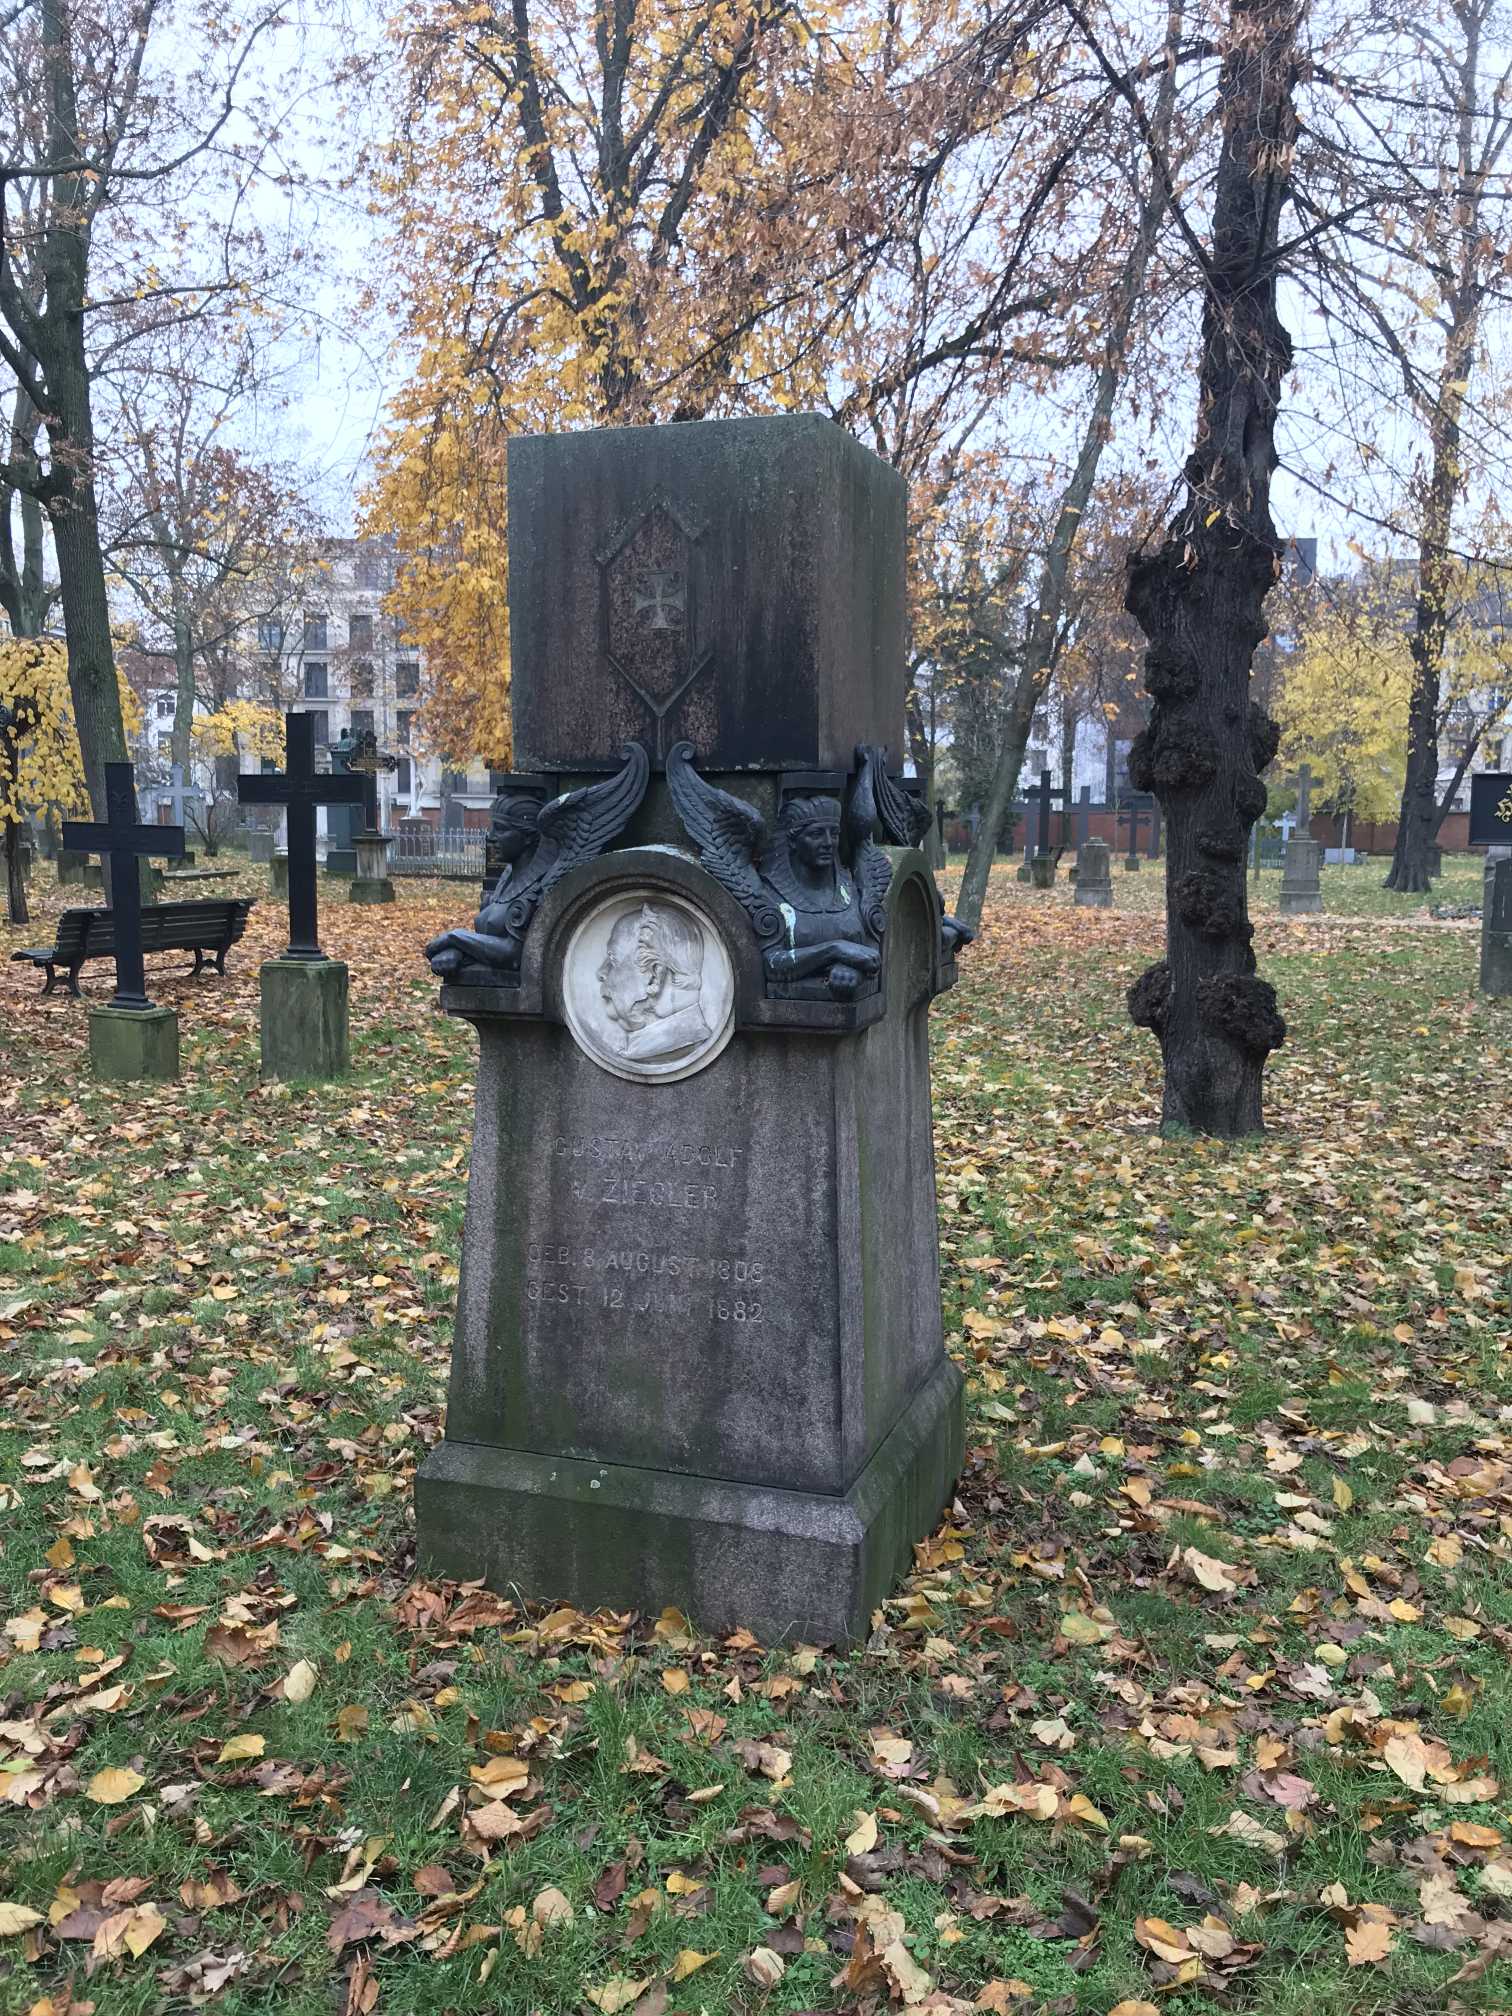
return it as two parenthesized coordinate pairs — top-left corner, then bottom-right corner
(389, 827), (488, 881)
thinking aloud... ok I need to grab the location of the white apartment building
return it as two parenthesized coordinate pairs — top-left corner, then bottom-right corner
(137, 536), (497, 835)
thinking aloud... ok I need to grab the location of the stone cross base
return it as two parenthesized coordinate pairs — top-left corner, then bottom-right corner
(260, 957), (349, 1080)
(1123, 854), (1141, 872)
(349, 877), (396, 905)
(88, 1003), (179, 1082)
(1279, 835), (1324, 916)
(1015, 860), (1032, 883)
(1482, 858), (1512, 997)
(1029, 852), (1056, 889)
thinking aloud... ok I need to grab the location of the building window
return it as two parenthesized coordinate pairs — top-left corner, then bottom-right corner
(351, 659), (374, 699)
(304, 611), (328, 652)
(304, 661), (328, 700)
(309, 709), (329, 747)
(397, 710), (414, 748)
(351, 708), (375, 742)
(397, 756), (412, 795)
(348, 613), (374, 653)
(156, 694), (174, 718)
(395, 659), (419, 699)
(442, 768), (466, 797)
(257, 617), (284, 653)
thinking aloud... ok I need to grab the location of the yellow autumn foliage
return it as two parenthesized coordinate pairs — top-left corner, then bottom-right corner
(0, 636), (140, 826)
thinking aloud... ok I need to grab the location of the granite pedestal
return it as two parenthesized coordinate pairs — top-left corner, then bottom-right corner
(349, 831), (395, 905)
(1074, 838), (1113, 907)
(1481, 858), (1512, 998)
(1123, 854), (1140, 873)
(1029, 851), (1055, 890)
(259, 957), (349, 1080)
(417, 851), (963, 1643)
(1279, 834), (1324, 916)
(88, 1003), (179, 1082)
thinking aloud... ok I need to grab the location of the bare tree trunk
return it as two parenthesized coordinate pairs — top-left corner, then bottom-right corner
(956, 0), (1182, 931)
(1124, 0), (1295, 1136)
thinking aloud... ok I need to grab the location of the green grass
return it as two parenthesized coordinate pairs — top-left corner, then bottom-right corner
(0, 858), (1508, 2013)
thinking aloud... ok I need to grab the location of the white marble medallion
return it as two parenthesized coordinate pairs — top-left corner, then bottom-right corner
(561, 889), (735, 1083)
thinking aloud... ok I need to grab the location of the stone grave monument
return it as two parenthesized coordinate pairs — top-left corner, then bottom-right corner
(1074, 836), (1113, 907)
(417, 414), (972, 1643)
(61, 762), (185, 1081)
(1471, 774), (1512, 996)
(1278, 763), (1324, 916)
(237, 712), (366, 1079)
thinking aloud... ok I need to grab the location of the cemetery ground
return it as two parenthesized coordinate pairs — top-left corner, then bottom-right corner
(1, 862), (1510, 2016)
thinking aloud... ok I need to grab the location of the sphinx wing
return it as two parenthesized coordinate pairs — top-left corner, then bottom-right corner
(861, 743), (932, 847)
(533, 742), (652, 892)
(666, 741), (782, 945)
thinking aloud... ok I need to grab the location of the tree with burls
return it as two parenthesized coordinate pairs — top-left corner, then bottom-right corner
(1122, 0), (1296, 1137)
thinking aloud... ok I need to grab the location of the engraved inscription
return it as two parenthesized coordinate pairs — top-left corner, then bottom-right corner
(529, 1129), (782, 1329)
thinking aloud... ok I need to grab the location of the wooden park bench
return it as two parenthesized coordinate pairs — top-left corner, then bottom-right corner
(11, 897), (256, 998)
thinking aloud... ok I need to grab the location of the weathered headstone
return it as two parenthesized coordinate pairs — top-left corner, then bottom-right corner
(271, 850), (289, 898)
(1074, 837), (1114, 907)
(1482, 856), (1512, 997)
(248, 829), (276, 865)
(416, 415), (969, 1643)
(61, 763), (185, 1081)
(1278, 763), (1323, 916)
(237, 712), (366, 1079)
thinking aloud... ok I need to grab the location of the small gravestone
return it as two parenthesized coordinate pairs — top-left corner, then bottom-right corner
(271, 850), (289, 898)
(1278, 763), (1324, 916)
(1074, 837), (1114, 907)
(1481, 857), (1512, 997)
(61, 763), (185, 1081)
(58, 848), (102, 889)
(237, 713), (366, 1079)
(248, 829), (276, 865)
(416, 415), (970, 1643)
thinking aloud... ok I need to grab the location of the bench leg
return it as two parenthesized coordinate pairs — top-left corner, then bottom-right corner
(189, 949), (206, 977)
(66, 965), (83, 999)
(40, 964), (56, 997)
(214, 948), (228, 975)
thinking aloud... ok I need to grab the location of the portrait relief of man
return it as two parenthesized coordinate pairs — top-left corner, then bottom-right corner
(597, 901), (713, 1062)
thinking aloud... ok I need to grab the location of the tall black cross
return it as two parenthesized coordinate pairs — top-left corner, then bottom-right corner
(1023, 768), (1069, 855)
(62, 762), (185, 1011)
(237, 712), (365, 960)
(1117, 793), (1153, 857)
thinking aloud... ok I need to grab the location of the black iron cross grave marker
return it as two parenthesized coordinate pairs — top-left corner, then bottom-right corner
(62, 762), (185, 1010)
(237, 711), (366, 960)
(1117, 792), (1153, 861)
(1023, 768), (1069, 854)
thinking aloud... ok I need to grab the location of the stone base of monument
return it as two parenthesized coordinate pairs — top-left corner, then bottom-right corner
(1123, 854), (1140, 873)
(349, 832), (395, 904)
(271, 852), (289, 898)
(1481, 858), (1512, 997)
(1029, 852), (1055, 889)
(1279, 836), (1324, 916)
(88, 1003), (179, 1082)
(349, 876), (395, 905)
(259, 957), (349, 1080)
(1015, 861), (1032, 883)
(419, 1357), (962, 1645)
(415, 848), (965, 1645)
